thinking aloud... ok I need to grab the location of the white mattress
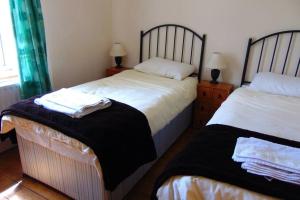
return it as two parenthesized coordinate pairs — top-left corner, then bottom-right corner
(157, 87), (300, 200)
(72, 69), (197, 134)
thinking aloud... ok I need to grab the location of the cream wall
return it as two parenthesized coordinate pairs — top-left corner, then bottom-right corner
(112, 0), (300, 85)
(41, 0), (112, 89)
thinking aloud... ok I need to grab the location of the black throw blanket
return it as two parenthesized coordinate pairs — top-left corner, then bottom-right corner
(153, 124), (300, 200)
(0, 97), (157, 191)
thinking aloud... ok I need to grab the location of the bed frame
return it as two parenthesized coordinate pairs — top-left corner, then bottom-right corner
(140, 24), (206, 81)
(241, 30), (300, 85)
(14, 24), (206, 200)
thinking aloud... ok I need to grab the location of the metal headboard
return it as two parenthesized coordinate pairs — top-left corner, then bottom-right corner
(241, 30), (300, 86)
(139, 24), (206, 81)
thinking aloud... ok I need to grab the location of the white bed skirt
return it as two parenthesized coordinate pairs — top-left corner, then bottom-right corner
(17, 134), (108, 200)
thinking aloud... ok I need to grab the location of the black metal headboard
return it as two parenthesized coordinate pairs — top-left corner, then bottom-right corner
(139, 24), (206, 81)
(241, 30), (300, 85)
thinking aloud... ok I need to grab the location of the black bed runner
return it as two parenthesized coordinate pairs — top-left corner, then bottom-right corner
(0, 96), (157, 191)
(153, 124), (300, 200)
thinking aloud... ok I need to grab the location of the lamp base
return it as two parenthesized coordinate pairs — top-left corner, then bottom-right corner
(115, 56), (122, 68)
(210, 69), (220, 84)
(210, 80), (219, 84)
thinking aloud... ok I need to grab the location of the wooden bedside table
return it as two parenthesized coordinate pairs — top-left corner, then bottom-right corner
(193, 80), (234, 128)
(106, 66), (130, 77)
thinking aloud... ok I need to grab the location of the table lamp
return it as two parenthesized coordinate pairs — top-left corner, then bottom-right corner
(110, 43), (127, 68)
(207, 52), (226, 84)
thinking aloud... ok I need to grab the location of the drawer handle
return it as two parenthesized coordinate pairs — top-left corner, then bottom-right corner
(202, 92), (206, 96)
(201, 106), (204, 111)
(218, 94), (222, 99)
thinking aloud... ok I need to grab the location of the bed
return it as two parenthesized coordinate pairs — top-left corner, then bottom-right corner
(154, 30), (300, 200)
(0, 24), (206, 200)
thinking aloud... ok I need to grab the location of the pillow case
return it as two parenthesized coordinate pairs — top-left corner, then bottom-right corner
(134, 57), (196, 80)
(249, 72), (300, 97)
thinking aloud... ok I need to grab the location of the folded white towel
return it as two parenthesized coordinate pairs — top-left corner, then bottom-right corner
(232, 137), (300, 185)
(233, 137), (300, 173)
(34, 88), (112, 118)
(39, 88), (110, 111)
(242, 162), (300, 180)
(242, 162), (300, 185)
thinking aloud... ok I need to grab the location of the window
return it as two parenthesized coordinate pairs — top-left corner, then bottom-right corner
(0, 0), (19, 85)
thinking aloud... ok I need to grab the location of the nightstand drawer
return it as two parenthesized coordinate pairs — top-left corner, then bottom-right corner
(212, 102), (223, 111)
(195, 101), (212, 113)
(197, 87), (212, 101)
(193, 81), (233, 129)
(212, 88), (229, 104)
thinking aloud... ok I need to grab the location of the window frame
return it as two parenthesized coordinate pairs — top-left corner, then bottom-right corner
(0, 0), (19, 85)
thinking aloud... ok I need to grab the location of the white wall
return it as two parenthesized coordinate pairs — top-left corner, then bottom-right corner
(41, 0), (112, 89)
(112, 0), (300, 85)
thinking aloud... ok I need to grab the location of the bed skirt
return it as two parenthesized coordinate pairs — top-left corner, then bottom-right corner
(16, 103), (193, 200)
(17, 134), (107, 200)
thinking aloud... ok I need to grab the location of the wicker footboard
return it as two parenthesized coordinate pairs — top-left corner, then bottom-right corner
(17, 134), (109, 200)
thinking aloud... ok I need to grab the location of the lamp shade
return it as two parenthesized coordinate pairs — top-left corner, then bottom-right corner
(110, 43), (126, 57)
(207, 52), (226, 70)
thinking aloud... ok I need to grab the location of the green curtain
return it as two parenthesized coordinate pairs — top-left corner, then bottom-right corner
(10, 0), (51, 99)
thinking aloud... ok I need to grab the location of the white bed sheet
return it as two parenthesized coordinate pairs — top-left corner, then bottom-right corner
(157, 87), (300, 200)
(71, 69), (197, 134)
(208, 87), (300, 142)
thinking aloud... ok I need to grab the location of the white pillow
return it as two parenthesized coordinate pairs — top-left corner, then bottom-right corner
(249, 72), (300, 97)
(134, 57), (196, 80)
